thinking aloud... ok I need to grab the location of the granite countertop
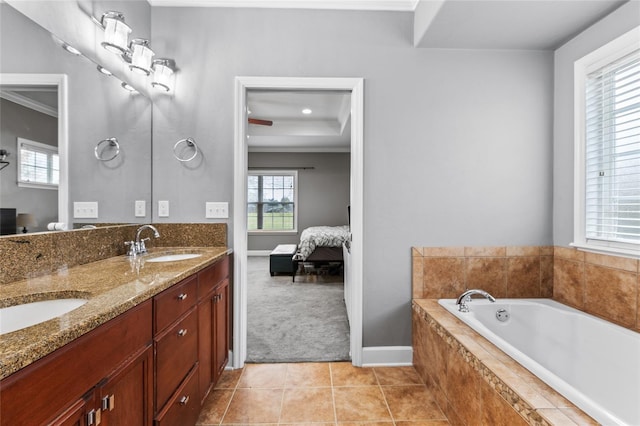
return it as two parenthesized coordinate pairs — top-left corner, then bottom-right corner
(0, 247), (231, 380)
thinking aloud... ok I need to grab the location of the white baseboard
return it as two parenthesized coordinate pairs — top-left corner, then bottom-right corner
(361, 346), (413, 367)
(248, 250), (271, 257)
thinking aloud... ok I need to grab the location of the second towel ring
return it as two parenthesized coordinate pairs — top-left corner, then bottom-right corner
(95, 137), (120, 161)
(173, 137), (199, 162)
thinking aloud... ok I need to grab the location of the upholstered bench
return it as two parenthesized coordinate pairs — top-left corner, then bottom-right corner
(269, 244), (298, 278)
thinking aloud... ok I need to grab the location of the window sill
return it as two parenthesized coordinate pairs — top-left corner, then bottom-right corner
(570, 242), (640, 260)
(17, 182), (58, 190)
(249, 230), (298, 236)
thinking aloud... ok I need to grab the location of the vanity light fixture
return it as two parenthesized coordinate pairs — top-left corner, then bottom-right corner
(128, 39), (154, 75)
(151, 59), (175, 92)
(101, 11), (131, 55)
(302, 108), (312, 115)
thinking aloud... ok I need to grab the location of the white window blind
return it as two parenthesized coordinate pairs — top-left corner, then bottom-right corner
(584, 48), (640, 245)
(17, 138), (59, 189)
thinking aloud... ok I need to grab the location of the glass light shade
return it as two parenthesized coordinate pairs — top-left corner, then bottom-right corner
(101, 12), (131, 55)
(151, 59), (174, 92)
(129, 39), (154, 75)
(121, 82), (136, 92)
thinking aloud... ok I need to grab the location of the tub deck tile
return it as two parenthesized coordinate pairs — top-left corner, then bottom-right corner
(412, 299), (599, 426)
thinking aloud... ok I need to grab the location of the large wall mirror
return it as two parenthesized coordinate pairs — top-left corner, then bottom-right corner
(0, 1), (152, 235)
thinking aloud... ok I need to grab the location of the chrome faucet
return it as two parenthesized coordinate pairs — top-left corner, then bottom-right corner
(125, 224), (160, 257)
(456, 289), (496, 312)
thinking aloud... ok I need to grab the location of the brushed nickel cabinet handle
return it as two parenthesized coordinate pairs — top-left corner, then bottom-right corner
(177, 293), (187, 301)
(177, 329), (188, 337)
(179, 395), (190, 405)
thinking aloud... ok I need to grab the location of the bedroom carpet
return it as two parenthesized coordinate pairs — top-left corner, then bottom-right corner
(246, 256), (351, 363)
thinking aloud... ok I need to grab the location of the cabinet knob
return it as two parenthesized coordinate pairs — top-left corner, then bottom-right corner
(177, 293), (188, 301)
(179, 395), (190, 406)
(177, 328), (188, 337)
(102, 394), (115, 411)
(87, 408), (102, 425)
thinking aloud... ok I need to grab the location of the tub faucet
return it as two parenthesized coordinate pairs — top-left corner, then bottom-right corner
(456, 289), (496, 312)
(126, 224), (160, 256)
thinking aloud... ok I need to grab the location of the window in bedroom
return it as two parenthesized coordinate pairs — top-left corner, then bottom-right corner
(574, 27), (640, 257)
(17, 137), (59, 190)
(248, 171), (297, 232)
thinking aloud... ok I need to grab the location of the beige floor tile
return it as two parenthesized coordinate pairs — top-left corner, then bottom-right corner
(280, 387), (335, 423)
(285, 362), (332, 387)
(337, 423), (394, 426)
(331, 362), (378, 386)
(215, 368), (243, 389)
(382, 385), (446, 422)
(237, 363), (287, 388)
(374, 366), (423, 386)
(395, 422), (451, 426)
(197, 389), (234, 425)
(221, 388), (283, 424)
(333, 386), (392, 422)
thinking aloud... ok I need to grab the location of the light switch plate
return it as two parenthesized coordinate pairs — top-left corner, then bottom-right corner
(135, 200), (146, 217)
(158, 200), (169, 217)
(73, 202), (98, 219)
(205, 202), (228, 219)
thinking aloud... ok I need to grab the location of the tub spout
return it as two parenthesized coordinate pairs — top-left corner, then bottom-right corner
(456, 289), (496, 312)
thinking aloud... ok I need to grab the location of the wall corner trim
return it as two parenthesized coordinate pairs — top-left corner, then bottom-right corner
(361, 346), (413, 367)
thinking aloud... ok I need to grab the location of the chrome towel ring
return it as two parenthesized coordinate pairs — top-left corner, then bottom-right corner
(95, 137), (120, 161)
(173, 137), (199, 162)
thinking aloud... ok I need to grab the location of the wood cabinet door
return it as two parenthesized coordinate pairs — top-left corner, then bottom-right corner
(99, 346), (153, 426)
(49, 398), (89, 426)
(213, 279), (229, 384)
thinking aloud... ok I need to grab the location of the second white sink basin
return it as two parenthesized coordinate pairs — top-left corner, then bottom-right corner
(0, 298), (88, 335)
(146, 253), (202, 263)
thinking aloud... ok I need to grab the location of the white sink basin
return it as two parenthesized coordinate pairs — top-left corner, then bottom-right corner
(146, 253), (202, 263)
(0, 298), (88, 335)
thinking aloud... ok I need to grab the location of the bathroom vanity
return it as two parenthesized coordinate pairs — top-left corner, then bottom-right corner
(0, 248), (231, 426)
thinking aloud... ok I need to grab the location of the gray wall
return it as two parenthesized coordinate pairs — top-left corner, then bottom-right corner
(151, 7), (554, 348)
(0, 3), (152, 227)
(0, 99), (58, 233)
(553, 1), (640, 246)
(247, 152), (350, 251)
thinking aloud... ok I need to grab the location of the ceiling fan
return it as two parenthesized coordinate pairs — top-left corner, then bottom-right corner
(248, 118), (273, 126)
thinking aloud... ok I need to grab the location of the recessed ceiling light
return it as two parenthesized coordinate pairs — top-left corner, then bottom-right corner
(97, 66), (113, 76)
(121, 82), (136, 92)
(302, 108), (312, 115)
(62, 43), (81, 56)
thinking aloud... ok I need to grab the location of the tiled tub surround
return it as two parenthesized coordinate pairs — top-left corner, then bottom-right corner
(413, 300), (598, 426)
(0, 223), (227, 285)
(412, 246), (640, 333)
(412, 245), (640, 425)
(0, 223), (229, 379)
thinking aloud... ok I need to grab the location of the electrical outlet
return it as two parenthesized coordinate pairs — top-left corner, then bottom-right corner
(135, 200), (146, 217)
(205, 202), (228, 219)
(158, 200), (169, 217)
(73, 202), (98, 219)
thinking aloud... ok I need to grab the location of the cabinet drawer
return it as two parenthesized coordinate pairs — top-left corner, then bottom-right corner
(154, 275), (197, 333)
(155, 307), (198, 410)
(197, 257), (229, 300)
(155, 364), (200, 426)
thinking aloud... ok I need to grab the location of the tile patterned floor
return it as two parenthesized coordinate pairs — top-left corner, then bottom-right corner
(197, 362), (450, 426)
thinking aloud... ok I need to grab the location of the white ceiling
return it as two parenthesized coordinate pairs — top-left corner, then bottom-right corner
(247, 90), (352, 152)
(415, 0), (628, 50)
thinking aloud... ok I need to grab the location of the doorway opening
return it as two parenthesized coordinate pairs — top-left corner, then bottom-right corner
(233, 77), (364, 368)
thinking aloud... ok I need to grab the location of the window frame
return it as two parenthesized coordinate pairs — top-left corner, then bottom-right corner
(17, 137), (59, 190)
(247, 170), (298, 235)
(573, 26), (640, 258)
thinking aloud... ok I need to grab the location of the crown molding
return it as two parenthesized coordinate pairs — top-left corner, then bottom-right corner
(147, 0), (419, 12)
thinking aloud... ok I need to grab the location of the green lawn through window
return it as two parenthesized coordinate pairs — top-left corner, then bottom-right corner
(248, 212), (294, 230)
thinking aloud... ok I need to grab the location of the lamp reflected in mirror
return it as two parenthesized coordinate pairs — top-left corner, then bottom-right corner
(16, 213), (37, 233)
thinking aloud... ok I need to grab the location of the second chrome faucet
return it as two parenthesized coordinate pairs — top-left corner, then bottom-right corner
(126, 224), (160, 257)
(455, 289), (496, 312)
